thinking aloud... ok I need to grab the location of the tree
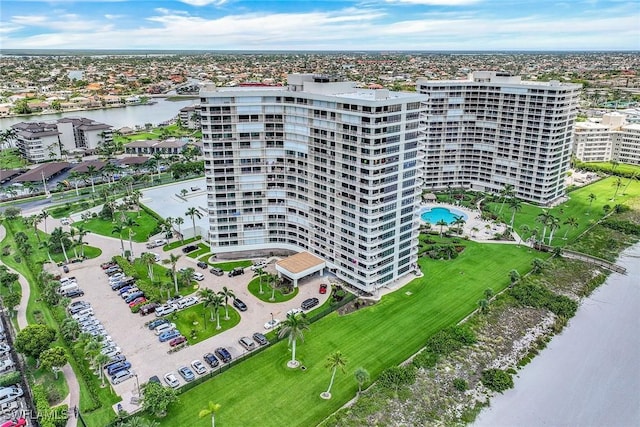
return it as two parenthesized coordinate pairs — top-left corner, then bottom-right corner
(208, 294), (224, 329)
(535, 210), (552, 243)
(198, 401), (221, 427)
(94, 353), (111, 387)
(484, 288), (495, 299)
(546, 215), (560, 245)
(39, 346), (67, 379)
(253, 268), (265, 294)
(378, 365), (416, 397)
(14, 324), (56, 363)
(119, 417), (160, 427)
(85, 165), (98, 193)
(178, 267), (194, 289)
(141, 252), (157, 282)
(174, 217), (184, 243)
(3, 207), (21, 220)
(112, 224), (126, 257)
(142, 382), (178, 418)
(278, 312), (310, 368)
(509, 269), (520, 285)
(477, 298), (489, 313)
(622, 173), (637, 195)
(322, 351), (348, 399)
(2, 293), (21, 313)
(60, 318), (80, 342)
(218, 286), (235, 320)
(498, 184), (515, 215)
(612, 177), (623, 200)
(452, 215), (465, 235)
(185, 207), (203, 239)
(40, 210), (50, 233)
(562, 217), (579, 240)
(531, 258), (546, 274)
(49, 227), (71, 263)
(508, 197), (522, 231)
(354, 367), (370, 394)
(198, 288), (217, 322)
(162, 253), (181, 295)
(436, 219), (447, 237)
(73, 225), (89, 257)
(587, 193), (597, 215)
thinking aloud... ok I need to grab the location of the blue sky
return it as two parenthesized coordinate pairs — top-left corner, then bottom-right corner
(1, 0), (639, 50)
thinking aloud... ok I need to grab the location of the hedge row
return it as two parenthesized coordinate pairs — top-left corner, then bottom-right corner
(32, 384), (68, 427)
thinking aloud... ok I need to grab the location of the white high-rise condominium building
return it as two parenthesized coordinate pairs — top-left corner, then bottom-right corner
(200, 74), (427, 292)
(573, 112), (640, 165)
(417, 71), (581, 205)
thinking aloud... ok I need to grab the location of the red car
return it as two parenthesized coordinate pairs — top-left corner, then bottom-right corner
(1, 419), (27, 427)
(129, 297), (147, 307)
(101, 261), (116, 270)
(319, 283), (328, 294)
(170, 336), (187, 347)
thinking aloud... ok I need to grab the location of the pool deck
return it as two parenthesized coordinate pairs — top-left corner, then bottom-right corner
(420, 202), (518, 243)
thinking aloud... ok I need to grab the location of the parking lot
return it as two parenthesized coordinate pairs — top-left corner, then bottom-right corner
(58, 226), (331, 397)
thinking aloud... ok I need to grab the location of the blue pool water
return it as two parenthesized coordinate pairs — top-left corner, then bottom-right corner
(420, 207), (467, 224)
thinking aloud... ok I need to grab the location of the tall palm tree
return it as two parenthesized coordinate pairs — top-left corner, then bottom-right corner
(612, 177), (623, 200)
(206, 294), (224, 329)
(535, 210), (552, 243)
(94, 353), (111, 387)
(436, 219), (447, 237)
(198, 401), (221, 427)
(519, 224), (530, 246)
(162, 253), (181, 295)
(131, 189), (143, 217)
(174, 217), (184, 242)
(508, 197), (522, 231)
(40, 210), (50, 233)
(141, 252), (156, 282)
(122, 216), (139, 257)
(323, 351), (348, 399)
(111, 224), (126, 257)
(546, 215), (560, 245)
(185, 207), (203, 239)
(50, 227), (70, 263)
(218, 286), (235, 320)
(30, 214), (43, 242)
(562, 217), (579, 240)
(198, 288), (216, 321)
(85, 165), (98, 193)
(74, 225), (89, 258)
(587, 193), (597, 215)
(498, 184), (514, 215)
(39, 240), (55, 264)
(452, 215), (465, 235)
(267, 274), (278, 302)
(354, 367), (370, 394)
(253, 267), (265, 294)
(621, 173), (637, 195)
(278, 312), (310, 367)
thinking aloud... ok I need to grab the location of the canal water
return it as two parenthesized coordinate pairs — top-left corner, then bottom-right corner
(474, 243), (640, 427)
(0, 97), (197, 130)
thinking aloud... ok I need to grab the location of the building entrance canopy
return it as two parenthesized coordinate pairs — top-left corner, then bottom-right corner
(275, 252), (326, 288)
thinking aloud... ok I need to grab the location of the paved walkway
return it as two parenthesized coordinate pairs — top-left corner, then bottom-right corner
(0, 224), (31, 330)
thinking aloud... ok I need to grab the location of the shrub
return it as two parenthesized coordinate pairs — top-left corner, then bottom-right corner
(0, 371), (21, 387)
(378, 365), (417, 394)
(453, 378), (468, 392)
(32, 384), (68, 427)
(412, 350), (438, 368)
(481, 369), (514, 393)
(510, 283), (578, 317)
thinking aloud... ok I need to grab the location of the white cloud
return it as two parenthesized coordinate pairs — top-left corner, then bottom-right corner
(386, 0), (482, 5)
(178, 0), (228, 6)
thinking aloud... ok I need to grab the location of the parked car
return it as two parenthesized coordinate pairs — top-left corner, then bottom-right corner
(159, 330), (181, 342)
(264, 319), (280, 330)
(148, 375), (161, 385)
(117, 285), (135, 295)
(64, 288), (85, 298)
(182, 245), (199, 253)
(60, 218), (71, 225)
(62, 265), (69, 274)
(238, 337), (256, 351)
(155, 305), (177, 317)
(0, 359), (15, 373)
(177, 366), (195, 382)
(129, 297), (147, 308)
(252, 332), (269, 346)
(286, 308), (303, 317)
(102, 347), (121, 358)
(148, 318), (168, 330)
(0, 344), (10, 357)
(319, 283), (328, 294)
(196, 261), (208, 269)
(214, 347), (232, 363)
(67, 301), (90, 314)
(106, 362), (132, 377)
(142, 252), (161, 262)
(146, 239), (167, 249)
(191, 360), (207, 375)
(250, 260), (267, 271)
(103, 355), (126, 370)
(177, 296), (198, 309)
(209, 267), (224, 276)
(192, 272), (205, 281)
(0, 417), (26, 427)
(164, 372), (180, 388)
(228, 267), (244, 277)
(101, 261), (116, 270)
(0, 386), (23, 405)
(111, 370), (134, 385)
(154, 323), (176, 336)
(301, 297), (320, 310)
(170, 336), (187, 347)
(125, 292), (145, 304)
(203, 353), (219, 368)
(139, 303), (158, 316)
(232, 298), (247, 312)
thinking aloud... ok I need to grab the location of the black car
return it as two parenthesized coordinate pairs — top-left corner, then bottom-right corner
(139, 303), (158, 316)
(203, 352), (219, 368)
(196, 261), (208, 269)
(64, 288), (85, 298)
(301, 297), (320, 310)
(252, 332), (269, 346)
(209, 267), (224, 276)
(228, 267), (244, 277)
(182, 245), (199, 254)
(103, 355), (126, 370)
(148, 375), (161, 385)
(233, 298), (247, 312)
(214, 347), (232, 363)
(62, 265), (69, 273)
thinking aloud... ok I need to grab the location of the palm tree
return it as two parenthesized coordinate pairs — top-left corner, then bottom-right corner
(40, 210), (50, 233)
(535, 210), (552, 243)
(185, 207), (203, 239)
(179, 267), (194, 289)
(39, 240), (55, 265)
(86, 165), (98, 193)
(50, 227), (70, 263)
(452, 215), (465, 235)
(267, 274), (278, 302)
(509, 269), (520, 285)
(131, 189), (143, 217)
(29, 214), (43, 242)
(612, 177), (623, 200)
(253, 267), (265, 294)
(546, 215), (560, 245)
(218, 286), (235, 320)
(122, 216), (139, 257)
(519, 224), (530, 246)
(531, 258), (546, 274)
(562, 217), (579, 240)
(586, 193), (597, 216)
(141, 252), (156, 282)
(322, 351), (348, 399)
(354, 367), (370, 394)
(498, 184), (514, 215)
(436, 219), (447, 237)
(508, 197), (522, 231)
(477, 299), (489, 313)
(74, 225), (89, 258)
(207, 294), (224, 329)
(198, 288), (216, 321)
(94, 353), (111, 387)
(174, 217), (185, 242)
(278, 312), (310, 368)
(162, 253), (181, 295)
(121, 418), (159, 427)
(622, 173), (637, 195)
(198, 401), (221, 427)
(112, 224), (126, 257)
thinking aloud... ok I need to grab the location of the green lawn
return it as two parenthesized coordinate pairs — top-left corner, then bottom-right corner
(163, 236), (201, 252)
(172, 303), (241, 345)
(209, 260), (252, 271)
(159, 240), (540, 426)
(186, 243), (210, 259)
(247, 276), (299, 303)
(580, 162), (640, 176)
(74, 210), (160, 243)
(0, 148), (28, 169)
(488, 176), (640, 245)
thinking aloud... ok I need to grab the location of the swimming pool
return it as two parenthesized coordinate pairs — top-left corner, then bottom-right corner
(419, 207), (468, 224)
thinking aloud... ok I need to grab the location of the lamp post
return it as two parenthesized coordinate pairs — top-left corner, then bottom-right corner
(133, 373), (140, 398)
(270, 312), (274, 323)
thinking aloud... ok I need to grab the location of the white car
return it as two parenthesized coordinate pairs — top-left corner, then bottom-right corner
(0, 359), (14, 372)
(250, 261), (268, 271)
(164, 372), (180, 388)
(286, 308), (303, 317)
(0, 343), (10, 356)
(155, 305), (177, 317)
(177, 296), (198, 309)
(264, 319), (280, 330)
(191, 360), (207, 375)
(60, 218), (72, 225)
(191, 272), (205, 281)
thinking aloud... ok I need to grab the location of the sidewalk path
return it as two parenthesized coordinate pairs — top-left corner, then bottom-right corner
(0, 224), (31, 330)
